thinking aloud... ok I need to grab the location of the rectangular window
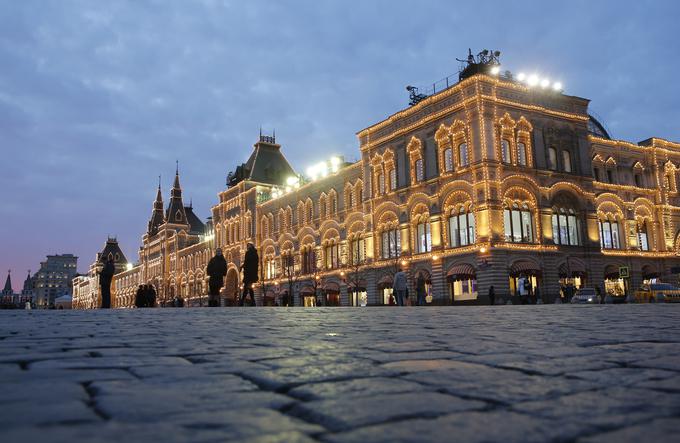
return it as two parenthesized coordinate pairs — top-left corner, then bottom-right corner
(449, 216), (459, 247)
(459, 214), (468, 246)
(548, 147), (557, 170)
(559, 214), (569, 244)
(415, 159), (424, 182)
(504, 209), (512, 242)
(444, 148), (453, 172)
(552, 214), (559, 244)
(611, 222), (620, 249)
(518, 142), (527, 166)
(467, 212), (475, 244)
(639, 230), (649, 251)
(511, 210), (522, 242)
(502, 140), (511, 163)
(521, 211), (533, 242)
(602, 222), (612, 248)
(607, 170), (614, 183)
(417, 222), (431, 253)
(389, 167), (397, 190)
(568, 215), (578, 246)
(458, 143), (468, 167)
(562, 150), (572, 173)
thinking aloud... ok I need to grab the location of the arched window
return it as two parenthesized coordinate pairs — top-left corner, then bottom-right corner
(415, 159), (424, 182)
(458, 143), (468, 167)
(415, 219), (432, 253)
(378, 172), (385, 195)
(444, 148), (453, 172)
(517, 142), (527, 166)
(448, 206), (475, 247)
(598, 218), (620, 249)
(319, 196), (327, 219)
(504, 202), (534, 243)
(301, 247), (316, 274)
(349, 236), (366, 265)
(551, 207), (580, 246)
(547, 147), (557, 170)
(324, 242), (339, 269)
(501, 139), (511, 163)
(638, 221), (649, 251)
(562, 150), (572, 173)
(381, 228), (401, 259)
(593, 167), (601, 181)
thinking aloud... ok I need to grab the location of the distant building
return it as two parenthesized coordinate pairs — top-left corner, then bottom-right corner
(33, 254), (78, 307)
(72, 238), (129, 309)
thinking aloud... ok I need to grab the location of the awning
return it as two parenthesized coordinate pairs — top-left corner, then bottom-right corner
(446, 263), (476, 281)
(510, 261), (542, 277)
(604, 265), (620, 280)
(347, 279), (367, 290)
(558, 260), (587, 278)
(323, 281), (340, 292)
(377, 275), (393, 288)
(299, 285), (315, 295)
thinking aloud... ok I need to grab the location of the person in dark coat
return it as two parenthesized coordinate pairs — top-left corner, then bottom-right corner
(416, 274), (427, 306)
(240, 243), (259, 306)
(147, 284), (157, 307)
(135, 285), (145, 308)
(99, 257), (115, 309)
(207, 248), (228, 307)
(488, 285), (495, 306)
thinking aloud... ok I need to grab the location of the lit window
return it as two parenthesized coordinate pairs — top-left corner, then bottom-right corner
(504, 203), (534, 243)
(325, 243), (339, 269)
(415, 159), (424, 182)
(458, 143), (468, 167)
(350, 237), (366, 265)
(598, 219), (620, 249)
(517, 142), (527, 166)
(444, 148), (453, 172)
(551, 208), (580, 246)
(389, 167), (397, 190)
(416, 220), (432, 253)
(381, 229), (401, 259)
(448, 207), (475, 247)
(501, 139), (511, 163)
(638, 222), (649, 251)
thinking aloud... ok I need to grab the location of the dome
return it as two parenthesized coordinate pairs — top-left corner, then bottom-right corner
(588, 114), (611, 139)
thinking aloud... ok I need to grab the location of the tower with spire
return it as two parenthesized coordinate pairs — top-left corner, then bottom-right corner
(2, 270), (12, 296)
(165, 161), (189, 227)
(148, 176), (165, 235)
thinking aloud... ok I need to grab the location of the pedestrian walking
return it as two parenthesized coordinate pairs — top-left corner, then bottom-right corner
(393, 268), (408, 306)
(207, 248), (228, 307)
(488, 285), (495, 306)
(135, 285), (145, 308)
(99, 257), (115, 309)
(416, 273), (426, 306)
(148, 284), (157, 307)
(240, 243), (259, 306)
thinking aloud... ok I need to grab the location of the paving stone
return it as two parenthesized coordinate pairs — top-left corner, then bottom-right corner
(1, 306), (679, 443)
(325, 410), (562, 443)
(578, 417), (680, 443)
(291, 392), (486, 431)
(289, 376), (427, 400)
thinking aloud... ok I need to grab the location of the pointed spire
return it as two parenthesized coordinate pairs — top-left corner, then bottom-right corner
(173, 161), (181, 190)
(148, 176), (166, 235)
(3, 270), (12, 295)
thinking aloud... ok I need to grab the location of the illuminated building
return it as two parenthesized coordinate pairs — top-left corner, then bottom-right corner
(76, 51), (680, 307)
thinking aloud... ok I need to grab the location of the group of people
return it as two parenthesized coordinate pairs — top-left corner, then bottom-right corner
(392, 268), (429, 306)
(207, 243), (259, 307)
(134, 284), (157, 308)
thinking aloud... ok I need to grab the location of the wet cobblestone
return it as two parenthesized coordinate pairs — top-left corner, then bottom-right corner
(1, 305), (678, 442)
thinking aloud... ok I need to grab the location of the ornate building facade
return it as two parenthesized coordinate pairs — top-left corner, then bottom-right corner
(75, 57), (680, 308)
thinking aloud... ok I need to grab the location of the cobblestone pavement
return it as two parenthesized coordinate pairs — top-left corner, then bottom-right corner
(1, 306), (679, 443)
